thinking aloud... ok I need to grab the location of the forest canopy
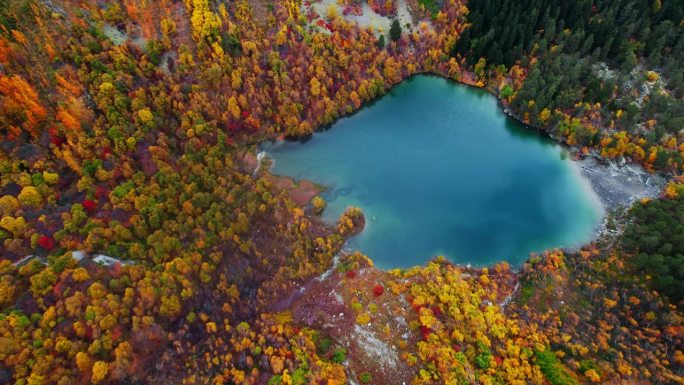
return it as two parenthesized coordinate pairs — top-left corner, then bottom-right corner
(0, 0), (682, 384)
(622, 195), (684, 303)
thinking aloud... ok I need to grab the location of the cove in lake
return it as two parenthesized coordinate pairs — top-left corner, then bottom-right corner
(263, 75), (604, 269)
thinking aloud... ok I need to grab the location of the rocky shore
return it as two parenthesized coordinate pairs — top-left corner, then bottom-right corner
(574, 155), (665, 210)
(498, 104), (667, 211)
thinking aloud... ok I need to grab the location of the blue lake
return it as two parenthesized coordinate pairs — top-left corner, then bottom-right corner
(262, 75), (604, 269)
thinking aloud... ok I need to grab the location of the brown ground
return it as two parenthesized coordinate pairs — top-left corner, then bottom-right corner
(289, 257), (417, 384)
(239, 148), (323, 206)
(249, 0), (272, 24)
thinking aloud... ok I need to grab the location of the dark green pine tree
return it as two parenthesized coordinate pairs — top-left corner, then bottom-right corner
(389, 19), (402, 42)
(377, 34), (386, 49)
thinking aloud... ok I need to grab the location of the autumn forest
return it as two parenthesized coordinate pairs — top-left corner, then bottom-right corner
(0, 0), (683, 384)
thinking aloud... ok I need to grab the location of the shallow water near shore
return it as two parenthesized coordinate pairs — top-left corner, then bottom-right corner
(263, 75), (604, 269)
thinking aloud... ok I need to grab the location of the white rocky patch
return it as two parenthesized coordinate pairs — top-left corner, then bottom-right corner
(71, 250), (86, 262)
(93, 254), (132, 266)
(353, 324), (400, 370)
(317, 251), (342, 281)
(13, 255), (41, 267)
(304, 0), (422, 36)
(576, 155), (665, 210)
(499, 282), (520, 309)
(592, 62), (616, 81)
(333, 289), (344, 304)
(102, 24), (127, 45)
(253, 151), (266, 176)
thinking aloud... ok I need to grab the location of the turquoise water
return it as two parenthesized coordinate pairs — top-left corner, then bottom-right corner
(262, 75), (604, 269)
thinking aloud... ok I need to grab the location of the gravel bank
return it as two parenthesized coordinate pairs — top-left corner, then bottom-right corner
(575, 155), (665, 210)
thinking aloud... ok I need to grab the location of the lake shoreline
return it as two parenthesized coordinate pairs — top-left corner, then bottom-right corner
(239, 149), (325, 207)
(398, 72), (668, 236)
(262, 71), (667, 210)
(253, 73), (667, 272)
